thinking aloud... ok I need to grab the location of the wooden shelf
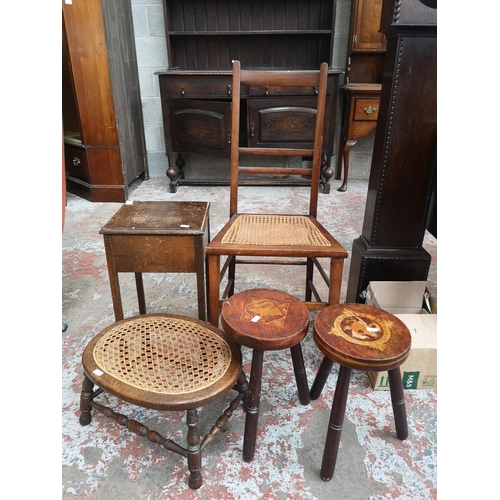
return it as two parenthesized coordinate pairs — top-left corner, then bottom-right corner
(168, 30), (333, 36)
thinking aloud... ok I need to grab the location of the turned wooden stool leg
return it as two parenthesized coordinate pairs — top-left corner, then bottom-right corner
(236, 369), (249, 408)
(79, 374), (94, 426)
(310, 356), (334, 400)
(243, 349), (264, 462)
(320, 365), (351, 481)
(290, 344), (310, 405)
(186, 409), (203, 489)
(388, 367), (409, 440)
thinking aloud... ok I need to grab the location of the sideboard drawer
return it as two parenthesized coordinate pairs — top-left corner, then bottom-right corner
(64, 144), (90, 183)
(353, 97), (380, 121)
(161, 76), (239, 98)
(249, 79), (333, 97)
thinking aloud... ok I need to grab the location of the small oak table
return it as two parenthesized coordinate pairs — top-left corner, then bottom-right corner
(100, 201), (210, 321)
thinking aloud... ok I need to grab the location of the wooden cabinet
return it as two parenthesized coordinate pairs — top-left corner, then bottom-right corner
(346, 0), (437, 302)
(62, 0), (148, 202)
(335, 0), (385, 191)
(156, 0), (340, 193)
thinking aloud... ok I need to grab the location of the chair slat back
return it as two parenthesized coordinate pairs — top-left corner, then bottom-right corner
(230, 60), (329, 218)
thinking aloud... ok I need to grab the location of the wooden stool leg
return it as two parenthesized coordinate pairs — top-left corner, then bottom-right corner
(235, 369), (249, 408)
(388, 367), (408, 440)
(135, 272), (147, 315)
(79, 374), (94, 426)
(310, 356), (334, 400)
(290, 344), (310, 405)
(320, 365), (351, 481)
(243, 349), (264, 462)
(186, 409), (203, 489)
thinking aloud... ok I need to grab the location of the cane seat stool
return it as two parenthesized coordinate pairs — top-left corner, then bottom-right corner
(309, 303), (411, 481)
(220, 288), (311, 462)
(79, 313), (245, 489)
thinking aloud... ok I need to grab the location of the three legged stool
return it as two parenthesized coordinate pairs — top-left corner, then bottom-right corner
(79, 314), (244, 489)
(220, 288), (310, 462)
(309, 303), (411, 481)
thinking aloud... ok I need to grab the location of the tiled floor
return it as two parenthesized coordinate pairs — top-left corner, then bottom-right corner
(62, 178), (437, 499)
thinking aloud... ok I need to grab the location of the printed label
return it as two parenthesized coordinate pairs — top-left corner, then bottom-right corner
(403, 371), (420, 389)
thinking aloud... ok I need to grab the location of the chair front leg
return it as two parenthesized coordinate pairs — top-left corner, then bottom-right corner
(206, 254), (221, 327)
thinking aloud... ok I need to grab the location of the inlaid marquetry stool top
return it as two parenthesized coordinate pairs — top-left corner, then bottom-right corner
(221, 288), (310, 350)
(314, 303), (411, 372)
(82, 314), (242, 411)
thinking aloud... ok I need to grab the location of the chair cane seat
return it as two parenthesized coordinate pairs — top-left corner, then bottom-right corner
(221, 214), (331, 246)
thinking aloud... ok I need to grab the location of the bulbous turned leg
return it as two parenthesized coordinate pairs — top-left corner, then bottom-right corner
(79, 374), (94, 426)
(166, 155), (178, 194)
(321, 154), (333, 194)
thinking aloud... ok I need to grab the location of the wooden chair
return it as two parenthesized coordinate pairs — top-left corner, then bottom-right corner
(206, 60), (348, 327)
(79, 313), (247, 489)
(309, 303), (411, 481)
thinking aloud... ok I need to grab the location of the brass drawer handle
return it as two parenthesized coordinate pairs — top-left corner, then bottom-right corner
(363, 105), (377, 115)
(227, 84), (231, 96)
(181, 85), (185, 96)
(73, 157), (81, 167)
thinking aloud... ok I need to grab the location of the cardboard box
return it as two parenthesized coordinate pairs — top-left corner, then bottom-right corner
(364, 281), (437, 390)
(367, 313), (437, 390)
(364, 280), (436, 314)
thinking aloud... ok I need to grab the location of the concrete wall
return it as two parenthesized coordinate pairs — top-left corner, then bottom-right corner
(130, 0), (374, 182)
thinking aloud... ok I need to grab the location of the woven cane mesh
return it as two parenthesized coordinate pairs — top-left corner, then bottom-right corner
(221, 215), (330, 246)
(93, 316), (232, 394)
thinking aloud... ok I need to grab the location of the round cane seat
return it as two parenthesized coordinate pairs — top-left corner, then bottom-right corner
(82, 314), (242, 411)
(221, 288), (310, 351)
(313, 303), (411, 372)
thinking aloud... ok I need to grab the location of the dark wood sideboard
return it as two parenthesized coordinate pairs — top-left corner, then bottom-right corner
(156, 0), (341, 193)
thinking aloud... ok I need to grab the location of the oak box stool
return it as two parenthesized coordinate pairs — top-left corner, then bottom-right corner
(79, 314), (244, 489)
(309, 303), (411, 481)
(100, 201), (210, 321)
(221, 288), (311, 462)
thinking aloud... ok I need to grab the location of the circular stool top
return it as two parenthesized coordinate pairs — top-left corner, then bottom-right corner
(221, 288), (310, 350)
(82, 314), (242, 411)
(314, 303), (411, 371)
